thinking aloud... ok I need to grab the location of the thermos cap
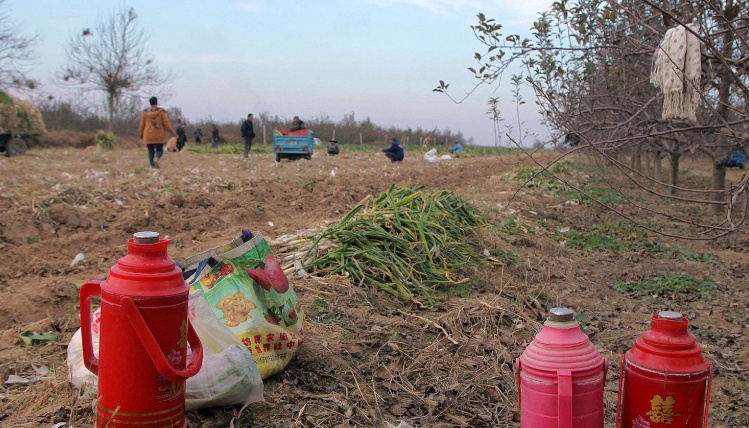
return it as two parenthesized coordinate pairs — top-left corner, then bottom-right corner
(133, 231), (160, 244)
(549, 307), (575, 322)
(658, 310), (683, 320)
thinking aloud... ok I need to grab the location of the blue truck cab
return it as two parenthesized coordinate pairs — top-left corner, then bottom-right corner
(726, 149), (747, 169)
(273, 129), (314, 162)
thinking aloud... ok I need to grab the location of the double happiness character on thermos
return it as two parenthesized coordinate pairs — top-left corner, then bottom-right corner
(516, 307), (608, 428)
(617, 311), (713, 428)
(79, 231), (203, 428)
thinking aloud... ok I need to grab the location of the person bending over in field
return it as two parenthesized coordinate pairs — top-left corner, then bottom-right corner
(449, 141), (464, 155)
(382, 137), (404, 163)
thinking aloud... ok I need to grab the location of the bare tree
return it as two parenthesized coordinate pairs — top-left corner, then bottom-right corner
(59, 6), (171, 132)
(0, 0), (38, 90)
(438, 0), (749, 239)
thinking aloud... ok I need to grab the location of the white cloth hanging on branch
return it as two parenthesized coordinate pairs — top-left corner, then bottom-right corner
(650, 23), (702, 122)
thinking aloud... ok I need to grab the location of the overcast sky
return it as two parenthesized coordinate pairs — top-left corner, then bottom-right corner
(6, 0), (554, 145)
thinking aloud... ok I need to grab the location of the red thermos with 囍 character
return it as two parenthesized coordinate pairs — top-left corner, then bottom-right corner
(617, 311), (713, 428)
(79, 231), (203, 428)
(516, 307), (608, 428)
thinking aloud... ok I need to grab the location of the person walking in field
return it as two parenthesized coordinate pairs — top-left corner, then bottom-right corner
(211, 124), (220, 148)
(175, 120), (187, 151)
(139, 96), (176, 169)
(240, 113), (255, 157)
(194, 127), (203, 144)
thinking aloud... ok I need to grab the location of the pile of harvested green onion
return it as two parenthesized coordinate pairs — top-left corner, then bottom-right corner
(300, 185), (485, 304)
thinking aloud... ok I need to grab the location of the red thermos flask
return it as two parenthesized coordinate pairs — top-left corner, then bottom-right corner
(79, 231), (203, 427)
(617, 311), (713, 428)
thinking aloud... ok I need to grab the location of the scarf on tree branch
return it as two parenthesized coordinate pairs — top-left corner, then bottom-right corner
(650, 23), (701, 122)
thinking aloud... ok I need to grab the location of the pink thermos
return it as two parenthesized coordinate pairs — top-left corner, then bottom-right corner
(516, 307), (608, 428)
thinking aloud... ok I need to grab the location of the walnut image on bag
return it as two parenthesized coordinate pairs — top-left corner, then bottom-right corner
(215, 291), (256, 327)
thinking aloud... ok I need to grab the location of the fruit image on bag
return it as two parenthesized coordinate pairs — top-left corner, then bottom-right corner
(181, 231), (304, 379)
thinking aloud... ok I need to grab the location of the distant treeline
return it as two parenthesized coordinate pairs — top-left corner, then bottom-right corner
(38, 100), (472, 146)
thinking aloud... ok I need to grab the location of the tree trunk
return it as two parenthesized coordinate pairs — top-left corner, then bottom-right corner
(654, 150), (662, 183)
(711, 159), (727, 214)
(107, 93), (115, 134)
(629, 150), (636, 171)
(633, 143), (642, 173)
(645, 150), (653, 178)
(709, 8), (735, 214)
(669, 152), (680, 194)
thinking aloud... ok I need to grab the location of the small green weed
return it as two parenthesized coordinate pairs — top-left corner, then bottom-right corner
(635, 242), (719, 264)
(487, 248), (520, 266)
(509, 164), (622, 206)
(598, 220), (638, 236)
(671, 247), (719, 263)
(611, 274), (714, 297)
(310, 298), (338, 324)
(511, 165), (546, 181)
(557, 185), (622, 205)
(550, 160), (574, 175)
(575, 312), (592, 332)
(559, 230), (624, 252)
(693, 328), (718, 340)
(95, 130), (117, 151)
(495, 218), (523, 235)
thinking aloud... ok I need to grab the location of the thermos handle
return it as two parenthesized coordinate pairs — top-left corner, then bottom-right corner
(121, 296), (204, 382)
(616, 354), (626, 428)
(79, 280), (102, 376)
(514, 359), (522, 409)
(557, 370), (572, 428)
(703, 365), (713, 428)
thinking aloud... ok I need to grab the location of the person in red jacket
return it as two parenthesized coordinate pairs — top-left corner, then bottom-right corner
(138, 97), (176, 169)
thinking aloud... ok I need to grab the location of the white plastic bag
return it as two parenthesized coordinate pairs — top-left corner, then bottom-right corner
(65, 292), (264, 410)
(423, 148), (440, 163)
(67, 309), (100, 401)
(423, 148), (452, 163)
(186, 290), (264, 410)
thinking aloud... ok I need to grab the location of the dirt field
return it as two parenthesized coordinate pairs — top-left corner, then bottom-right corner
(0, 144), (747, 427)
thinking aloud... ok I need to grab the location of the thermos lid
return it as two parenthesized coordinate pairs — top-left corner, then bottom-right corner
(548, 307), (575, 322)
(133, 231), (160, 244)
(104, 230), (185, 297)
(519, 306), (605, 379)
(658, 310), (682, 320)
(625, 311), (709, 374)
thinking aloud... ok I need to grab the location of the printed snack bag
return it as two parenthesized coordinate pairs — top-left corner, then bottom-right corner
(181, 231), (304, 379)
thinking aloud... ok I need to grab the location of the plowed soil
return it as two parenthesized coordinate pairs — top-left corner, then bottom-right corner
(1, 144), (747, 427)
